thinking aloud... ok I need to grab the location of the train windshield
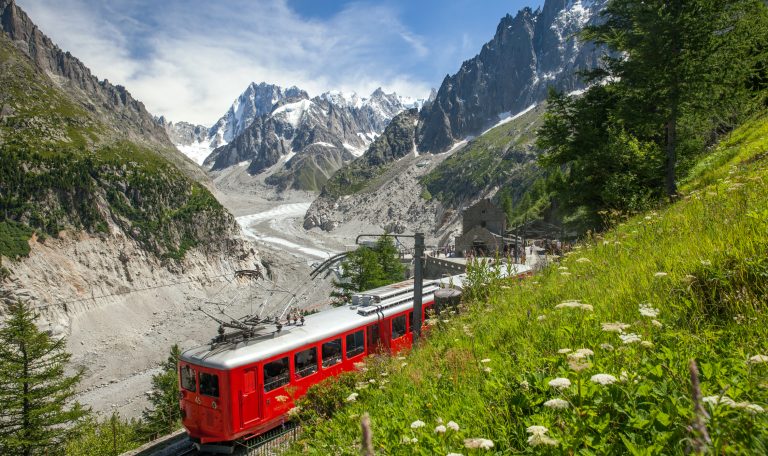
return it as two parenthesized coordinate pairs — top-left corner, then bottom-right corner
(180, 364), (196, 392)
(200, 372), (219, 398)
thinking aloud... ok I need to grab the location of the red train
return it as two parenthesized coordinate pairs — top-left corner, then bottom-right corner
(178, 277), (449, 453)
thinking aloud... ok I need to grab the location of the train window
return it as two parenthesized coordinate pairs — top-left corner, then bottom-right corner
(322, 339), (342, 368)
(264, 357), (289, 392)
(199, 372), (219, 398)
(346, 330), (364, 358)
(294, 347), (318, 378)
(180, 365), (196, 392)
(392, 315), (407, 339)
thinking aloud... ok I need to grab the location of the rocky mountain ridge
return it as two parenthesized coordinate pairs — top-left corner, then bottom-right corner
(417, 0), (606, 152)
(203, 85), (424, 191)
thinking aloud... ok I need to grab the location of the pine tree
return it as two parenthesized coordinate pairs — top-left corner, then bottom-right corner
(0, 301), (88, 455)
(330, 234), (405, 305)
(140, 345), (181, 439)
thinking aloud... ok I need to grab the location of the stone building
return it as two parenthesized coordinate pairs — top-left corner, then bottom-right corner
(455, 199), (511, 256)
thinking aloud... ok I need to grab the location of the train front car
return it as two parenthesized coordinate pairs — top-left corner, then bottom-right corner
(178, 356), (235, 453)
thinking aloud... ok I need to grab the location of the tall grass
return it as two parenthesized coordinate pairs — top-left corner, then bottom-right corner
(288, 116), (768, 454)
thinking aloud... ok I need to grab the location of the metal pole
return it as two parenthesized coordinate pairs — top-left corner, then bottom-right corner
(412, 232), (424, 346)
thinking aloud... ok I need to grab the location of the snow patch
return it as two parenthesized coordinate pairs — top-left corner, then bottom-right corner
(482, 104), (537, 135)
(343, 142), (366, 157)
(309, 142), (336, 148)
(175, 141), (213, 166)
(272, 99), (312, 128)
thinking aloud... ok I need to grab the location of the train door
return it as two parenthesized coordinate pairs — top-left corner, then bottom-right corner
(366, 323), (384, 353)
(240, 367), (260, 427)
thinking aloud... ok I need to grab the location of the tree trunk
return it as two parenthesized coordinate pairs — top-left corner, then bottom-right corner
(21, 342), (30, 456)
(665, 114), (678, 199)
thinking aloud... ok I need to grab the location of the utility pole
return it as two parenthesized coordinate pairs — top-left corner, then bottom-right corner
(412, 232), (424, 346)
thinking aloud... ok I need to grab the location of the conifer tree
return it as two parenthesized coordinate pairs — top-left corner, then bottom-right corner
(140, 345), (182, 439)
(0, 300), (88, 455)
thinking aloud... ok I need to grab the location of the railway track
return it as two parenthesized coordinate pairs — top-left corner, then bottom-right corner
(124, 423), (301, 456)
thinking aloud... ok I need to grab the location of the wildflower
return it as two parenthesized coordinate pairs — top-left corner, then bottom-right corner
(380, 371), (389, 377)
(602, 322), (630, 333)
(401, 362), (408, 367)
(526, 425), (548, 435)
(483, 367), (492, 373)
(528, 434), (559, 446)
(591, 374), (617, 385)
(355, 382), (369, 390)
(287, 406), (301, 417)
(543, 398), (569, 409)
(346, 393), (358, 402)
(397, 356), (406, 360)
(619, 333), (642, 344)
(620, 371), (629, 383)
(703, 395), (736, 407)
(558, 266), (569, 271)
(537, 314), (546, 321)
(447, 421), (460, 431)
(369, 379), (377, 384)
(654, 272), (668, 278)
(748, 354), (768, 364)
(600, 343), (614, 351)
(520, 380), (530, 390)
(464, 438), (494, 450)
(411, 420), (426, 429)
(738, 403), (765, 414)
(576, 257), (591, 263)
(354, 362), (366, 369)
(639, 303), (660, 318)
(568, 357), (591, 372)
(701, 260), (712, 266)
(401, 436), (418, 444)
(557, 348), (572, 354)
(480, 358), (491, 363)
(652, 319), (663, 328)
(436, 417), (444, 424)
(548, 378), (571, 390)
(640, 341), (654, 348)
(446, 453), (464, 456)
(555, 301), (593, 311)
(560, 272), (572, 276)
(575, 348), (594, 357)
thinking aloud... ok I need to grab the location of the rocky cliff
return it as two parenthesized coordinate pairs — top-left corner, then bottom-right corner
(417, 0), (606, 152)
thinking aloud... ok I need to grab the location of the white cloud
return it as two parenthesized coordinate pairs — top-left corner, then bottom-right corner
(16, 0), (433, 125)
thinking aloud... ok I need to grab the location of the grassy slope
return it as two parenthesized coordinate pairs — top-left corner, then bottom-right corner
(289, 116), (768, 454)
(0, 34), (230, 260)
(421, 105), (546, 208)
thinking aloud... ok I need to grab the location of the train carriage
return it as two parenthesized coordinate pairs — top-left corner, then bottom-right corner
(178, 278), (445, 453)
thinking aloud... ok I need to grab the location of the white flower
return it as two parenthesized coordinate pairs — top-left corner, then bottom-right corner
(560, 272), (572, 276)
(528, 434), (559, 446)
(739, 403), (765, 414)
(287, 406), (301, 417)
(602, 322), (630, 333)
(520, 380), (530, 390)
(435, 425), (447, 434)
(526, 425), (549, 436)
(620, 371), (630, 383)
(543, 398), (569, 409)
(576, 257), (591, 263)
(575, 348), (594, 357)
(446, 453), (464, 456)
(480, 358), (491, 363)
(700, 260), (712, 266)
(703, 395), (736, 407)
(483, 367), (492, 373)
(401, 436), (418, 444)
(640, 341), (654, 348)
(537, 314), (547, 321)
(558, 266), (569, 271)
(654, 272), (668, 278)
(548, 378), (571, 390)
(748, 354), (768, 364)
(639, 303), (660, 318)
(447, 421), (460, 431)
(346, 393), (358, 402)
(591, 374), (617, 385)
(619, 333), (642, 344)
(557, 348), (572, 354)
(555, 301), (593, 311)
(411, 420), (425, 429)
(600, 343), (614, 351)
(652, 319), (663, 328)
(401, 362), (408, 367)
(464, 438), (494, 450)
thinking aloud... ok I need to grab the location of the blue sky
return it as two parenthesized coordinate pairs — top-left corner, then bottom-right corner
(17, 0), (543, 125)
